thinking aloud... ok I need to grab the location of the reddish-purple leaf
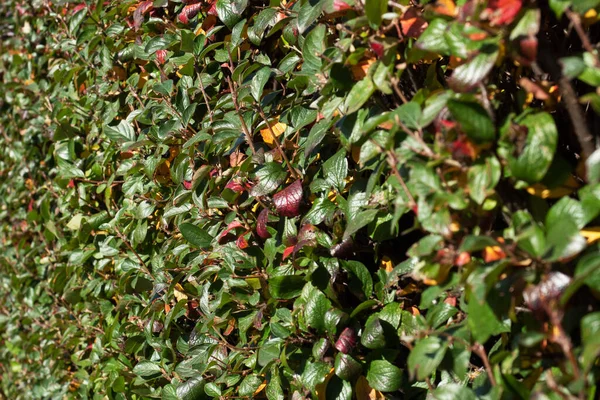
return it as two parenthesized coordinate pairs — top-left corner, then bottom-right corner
(225, 179), (246, 193)
(256, 208), (271, 239)
(293, 224), (318, 255)
(133, 1), (153, 30)
(236, 233), (249, 249)
(218, 220), (243, 243)
(273, 180), (303, 217)
(156, 49), (167, 65)
(335, 327), (357, 354)
(178, 2), (203, 24)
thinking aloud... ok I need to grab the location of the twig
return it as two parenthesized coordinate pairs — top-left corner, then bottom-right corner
(226, 76), (256, 154)
(565, 9), (600, 68)
(472, 343), (497, 386)
(114, 226), (155, 280)
(536, 38), (596, 161)
(385, 148), (417, 209)
(255, 105), (300, 179)
(198, 75), (214, 124)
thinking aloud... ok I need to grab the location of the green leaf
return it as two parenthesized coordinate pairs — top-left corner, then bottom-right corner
(323, 150), (348, 192)
(361, 315), (387, 349)
(365, 0), (387, 29)
(303, 24), (326, 72)
(239, 374), (263, 397)
(266, 367), (284, 400)
(508, 112), (558, 183)
(468, 156), (501, 204)
(104, 120), (136, 143)
(341, 260), (373, 299)
(449, 47), (498, 92)
(179, 223), (213, 249)
(133, 361), (162, 378)
(204, 382), (221, 397)
(216, 0), (247, 29)
(269, 275), (305, 299)
(305, 288), (331, 332)
(69, 8), (88, 35)
(467, 297), (510, 343)
(344, 77), (376, 115)
(416, 19), (450, 55)
(447, 99), (496, 143)
(250, 162), (287, 196)
(302, 361), (331, 392)
(586, 148), (600, 184)
(344, 209), (378, 239)
(176, 377), (208, 400)
(251, 67), (272, 102)
(335, 353), (362, 380)
(297, 0), (324, 34)
(407, 336), (447, 380)
(433, 384), (477, 400)
(366, 360), (403, 392)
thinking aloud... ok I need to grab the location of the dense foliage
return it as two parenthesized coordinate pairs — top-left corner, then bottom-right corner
(3, 0), (600, 399)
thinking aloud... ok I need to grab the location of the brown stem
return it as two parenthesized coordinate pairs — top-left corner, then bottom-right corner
(255, 105), (300, 179)
(536, 38), (596, 161)
(226, 76), (256, 154)
(198, 75), (214, 124)
(566, 9), (600, 68)
(114, 226), (155, 280)
(472, 343), (497, 386)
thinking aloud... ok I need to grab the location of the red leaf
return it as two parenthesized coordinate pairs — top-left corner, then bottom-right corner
(273, 180), (303, 217)
(454, 251), (471, 266)
(333, 0), (352, 11)
(256, 208), (271, 239)
(484, 0), (522, 26)
(219, 220), (244, 243)
(370, 41), (384, 59)
(400, 8), (428, 38)
(183, 180), (192, 190)
(282, 245), (295, 260)
(335, 327), (357, 354)
(207, 1), (218, 16)
(236, 234), (249, 249)
(293, 224), (318, 254)
(133, 1), (153, 30)
(156, 49), (167, 65)
(178, 2), (203, 24)
(518, 37), (537, 65)
(225, 179), (246, 193)
(67, 179), (75, 188)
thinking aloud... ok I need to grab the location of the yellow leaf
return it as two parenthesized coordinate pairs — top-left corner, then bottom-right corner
(581, 227), (600, 244)
(174, 283), (188, 302)
(253, 380), (267, 396)
(260, 118), (287, 146)
(380, 256), (394, 272)
(526, 177), (580, 199)
(315, 368), (335, 400)
(355, 375), (385, 400)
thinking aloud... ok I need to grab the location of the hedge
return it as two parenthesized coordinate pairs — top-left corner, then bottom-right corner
(2, 0), (600, 399)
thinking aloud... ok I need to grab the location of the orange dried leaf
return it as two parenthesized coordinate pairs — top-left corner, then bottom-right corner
(260, 118), (287, 145)
(483, 246), (506, 262)
(355, 375), (385, 400)
(380, 256), (394, 272)
(431, 0), (457, 17)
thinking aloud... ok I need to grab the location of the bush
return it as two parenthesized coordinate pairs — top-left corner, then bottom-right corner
(2, 0), (600, 398)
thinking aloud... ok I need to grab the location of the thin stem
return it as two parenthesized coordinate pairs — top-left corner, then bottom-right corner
(255, 105), (300, 179)
(472, 343), (497, 386)
(226, 76), (256, 154)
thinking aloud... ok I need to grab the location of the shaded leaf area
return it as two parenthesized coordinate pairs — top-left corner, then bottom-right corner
(1, 0), (600, 399)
